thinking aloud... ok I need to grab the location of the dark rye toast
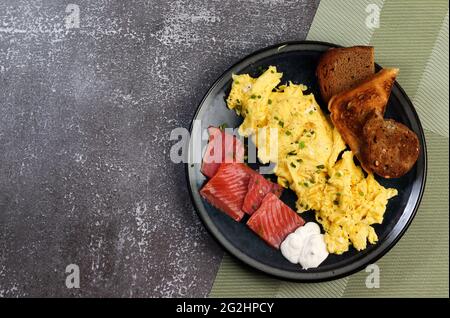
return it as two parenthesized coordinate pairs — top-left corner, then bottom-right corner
(328, 68), (399, 173)
(316, 46), (375, 103)
(361, 112), (420, 178)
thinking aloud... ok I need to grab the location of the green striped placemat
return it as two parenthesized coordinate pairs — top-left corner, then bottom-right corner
(210, 0), (449, 298)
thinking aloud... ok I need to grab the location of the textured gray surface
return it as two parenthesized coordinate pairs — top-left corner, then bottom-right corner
(0, 0), (319, 297)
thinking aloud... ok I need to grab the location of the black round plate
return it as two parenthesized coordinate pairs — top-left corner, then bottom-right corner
(186, 41), (427, 281)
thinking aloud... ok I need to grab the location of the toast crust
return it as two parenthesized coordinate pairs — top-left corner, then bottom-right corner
(317, 46), (375, 102)
(328, 68), (399, 171)
(361, 112), (420, 178)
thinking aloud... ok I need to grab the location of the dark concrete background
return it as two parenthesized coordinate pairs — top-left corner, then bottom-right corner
(0, 0), (319, 297)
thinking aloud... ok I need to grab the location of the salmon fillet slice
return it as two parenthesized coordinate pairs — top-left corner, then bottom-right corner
(247, 193), (305, 249)
(242, 174), (283, 215)
(200, 163), (256, 221)
(201, 127), (245, 178)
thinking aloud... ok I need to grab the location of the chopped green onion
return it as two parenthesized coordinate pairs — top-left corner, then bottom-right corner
(285, 130), (291, 136)
(359, 191), (365, 197)
(218, 123), (228, 130)
(278, 121), (284, 128)
(250, 94), (256, 99)
(299, 141), (305, 149)
(336, 172), (342, 177)
(290, 162), (296, 168)
(316, 164), (325, 169)
(268, 99), (272, 105)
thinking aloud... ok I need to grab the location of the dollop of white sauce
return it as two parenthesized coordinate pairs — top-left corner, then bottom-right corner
(280, 222), (329, 269)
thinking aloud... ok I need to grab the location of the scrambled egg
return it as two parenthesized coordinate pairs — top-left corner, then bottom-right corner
(227, 66), (398, 254)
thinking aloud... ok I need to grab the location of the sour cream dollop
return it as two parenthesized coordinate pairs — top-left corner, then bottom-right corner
(280, 222), (329, 269)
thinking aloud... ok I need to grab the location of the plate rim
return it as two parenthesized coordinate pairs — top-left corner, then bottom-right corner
(185, 40), (428, 282)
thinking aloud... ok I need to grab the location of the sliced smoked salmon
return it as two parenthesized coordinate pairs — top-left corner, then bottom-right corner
(242, 174), (283, 215)
(247, 193), (305, 249)
(200, 163), (257, 221)
(201, 127), (245, 178)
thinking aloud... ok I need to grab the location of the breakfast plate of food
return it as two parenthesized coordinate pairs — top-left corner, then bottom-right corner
(186, 41), (427, 281)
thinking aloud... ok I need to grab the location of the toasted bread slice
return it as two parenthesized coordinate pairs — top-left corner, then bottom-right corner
(361, 112), (420, 178)
(317, 46), (375, 103)
(328, 68), (399, 172)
